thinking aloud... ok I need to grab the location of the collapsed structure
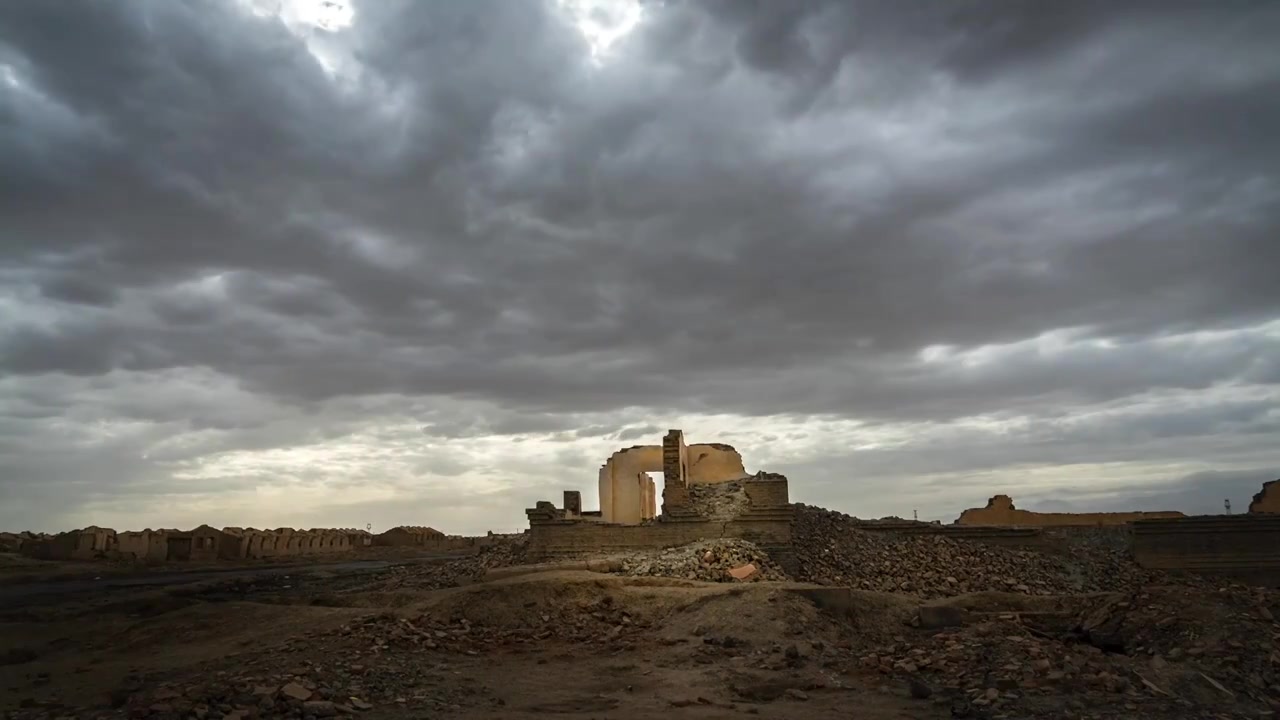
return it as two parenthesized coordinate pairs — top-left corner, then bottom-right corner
(526, 429), (797, 571)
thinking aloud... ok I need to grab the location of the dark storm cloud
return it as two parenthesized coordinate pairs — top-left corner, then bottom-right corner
(1, 0), (1278, 528)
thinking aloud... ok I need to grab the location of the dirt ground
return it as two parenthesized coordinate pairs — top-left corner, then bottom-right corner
(2, 557), (1277, 720)
(1, 564), (945, 720)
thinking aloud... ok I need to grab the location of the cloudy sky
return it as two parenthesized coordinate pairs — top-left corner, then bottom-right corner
(2, 0), (1278, 534)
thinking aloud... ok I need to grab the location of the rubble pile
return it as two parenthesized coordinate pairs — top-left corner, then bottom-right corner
(618, 539), (787, 582)
(793, 505), (1169, 598)
(684, 481), (751, 521)
(862, 617), (1187, 718)
(860, 585), (1280, 718)
(1074, 585), (1280, 704)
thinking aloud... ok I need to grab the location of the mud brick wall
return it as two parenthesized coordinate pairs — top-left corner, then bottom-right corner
(527, 521), (717, 558)
(526, 513), (798, 575)
(855, 522), (1046, 548)
(957, 494), (1184, 527)
(1251, 480), (1279, 514)
(743, 478), (789, 507)
(1133, 514), (1280, 588)
(1040, 525), (1133, 553)
(563, 491), (582, 515)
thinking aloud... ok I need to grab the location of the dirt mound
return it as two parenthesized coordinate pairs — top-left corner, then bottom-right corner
(793, 504), (1169, 598)
(618, 539), (787, 582)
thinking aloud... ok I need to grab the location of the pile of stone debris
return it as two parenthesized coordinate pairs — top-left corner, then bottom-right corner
(793, 504), (1171, 598)
(860, 584), (1280, 718)
(618, 538), (787, 583)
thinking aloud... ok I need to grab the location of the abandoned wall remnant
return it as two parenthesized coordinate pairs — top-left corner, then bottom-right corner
(117, 530), (169, 562)
(526, 472), (797, 572)
(596, 431), (751, 524)
(373, 526), (446, 546)
(1133, 514), (1280, 587)
(955, 494), (1185, 527)
(1249, 480), (1280, 514)
(563, 491), (582, 516)
(686, 443), (747, 484)
(20, 526), (118, 561)
(598, 445), (663, 524)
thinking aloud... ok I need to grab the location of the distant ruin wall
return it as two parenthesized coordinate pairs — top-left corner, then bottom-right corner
(1132, 514), (1280, 588)
(1250, 480), (1279, 514)
(956, 494), (1184, 527)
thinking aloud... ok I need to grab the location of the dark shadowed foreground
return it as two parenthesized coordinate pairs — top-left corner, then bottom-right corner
(2, 526), (1278, 720)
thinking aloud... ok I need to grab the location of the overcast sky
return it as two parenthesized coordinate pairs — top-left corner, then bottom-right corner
(2, 0), (1278, 534)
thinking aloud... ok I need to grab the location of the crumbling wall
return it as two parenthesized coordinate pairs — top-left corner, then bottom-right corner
(1133, 514), (1280, 587)
(599, 445), (663, 524)
(527, 471), (796, 573)
(1250, 480), (1280, 514)
(117, 530), (168, 562)
(524, 516), (795, 574)
(956, 494), (1185, 527)
(373, 526), (446, 546)
(686, 443), (747, 484)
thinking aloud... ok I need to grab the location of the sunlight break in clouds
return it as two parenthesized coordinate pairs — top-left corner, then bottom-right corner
(556, 0), (644, 62)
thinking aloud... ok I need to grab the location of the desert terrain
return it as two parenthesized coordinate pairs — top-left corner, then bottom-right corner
(3, 504), (1278, 720)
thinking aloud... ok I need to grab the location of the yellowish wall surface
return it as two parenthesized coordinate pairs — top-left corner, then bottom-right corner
(600, 446), (663, 523)
(956, 495), (1184, 527)
(686, 444), (747, 484)
(1250, 480), (1279, 514)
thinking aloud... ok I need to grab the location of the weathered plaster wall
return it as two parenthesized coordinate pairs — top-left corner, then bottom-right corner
(956, 494), (1185, 527)
(1250, 480), (1280, 514)
(599, 445), (663, 524)
(686, 444), (747, 484)
(117, 531), (168, 561)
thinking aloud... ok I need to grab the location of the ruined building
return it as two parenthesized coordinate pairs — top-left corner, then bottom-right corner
(955, 494), (1185, 527)
(526, 429), (796, 571)
(1250, 480), (1279, 514)
(596, 436), (748, 524)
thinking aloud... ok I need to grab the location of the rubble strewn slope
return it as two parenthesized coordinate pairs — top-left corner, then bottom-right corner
(793, 504), (1170, 597)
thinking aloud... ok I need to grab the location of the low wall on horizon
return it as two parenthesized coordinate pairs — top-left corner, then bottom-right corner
(956, 494), (1185, 527)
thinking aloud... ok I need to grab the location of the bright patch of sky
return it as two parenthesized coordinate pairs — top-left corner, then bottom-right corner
(555, 0), (643, 63)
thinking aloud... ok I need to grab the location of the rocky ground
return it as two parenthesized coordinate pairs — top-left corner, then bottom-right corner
(616, 539), (787, 583)
(3, 515), (1278, 719)
(793, 504), (1176, 598)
